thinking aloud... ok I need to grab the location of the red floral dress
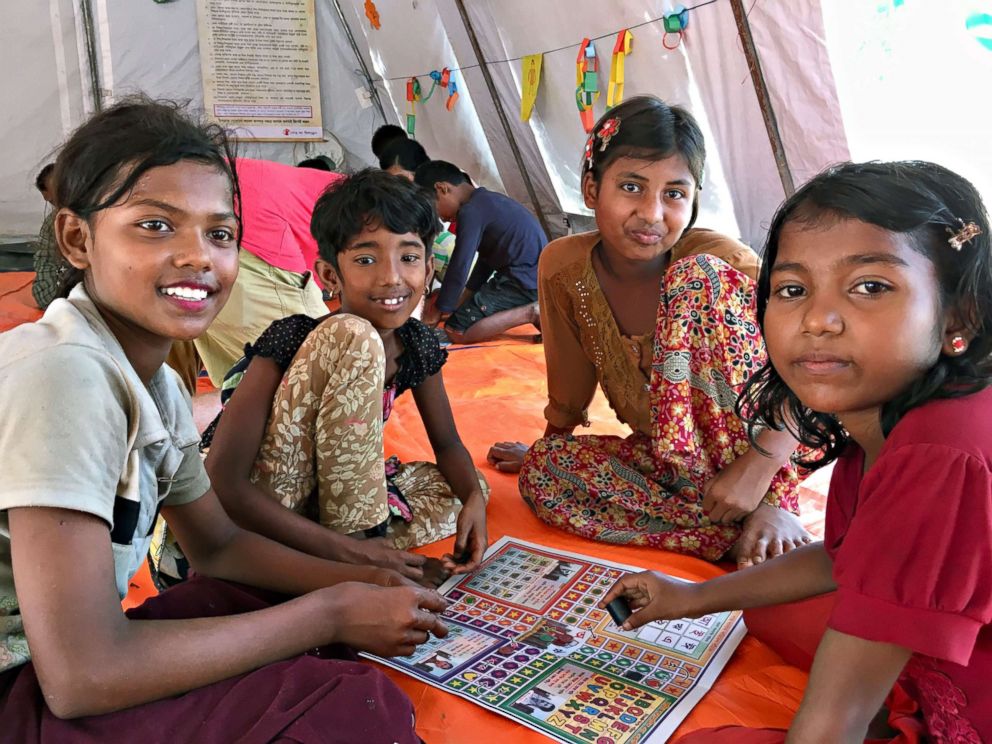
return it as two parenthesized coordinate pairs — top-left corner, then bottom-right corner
(520, 253), (800, 561)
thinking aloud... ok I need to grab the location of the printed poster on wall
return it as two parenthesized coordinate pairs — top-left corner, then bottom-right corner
(196, 0), (323, 141)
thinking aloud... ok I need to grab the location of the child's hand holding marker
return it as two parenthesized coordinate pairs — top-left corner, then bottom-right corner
(599, 571), (702, 630)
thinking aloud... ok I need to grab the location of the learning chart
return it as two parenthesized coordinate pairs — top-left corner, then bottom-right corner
(366, 537), (746, 743)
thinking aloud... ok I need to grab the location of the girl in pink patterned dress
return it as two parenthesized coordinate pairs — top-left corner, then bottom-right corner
(487, 96), (809, 566)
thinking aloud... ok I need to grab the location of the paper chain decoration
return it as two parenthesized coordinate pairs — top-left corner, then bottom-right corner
(398, 6), (692, 135)
(608, 29), (633, 108)
(407, 68), (460, 135)
(365, 0), (381, 30)
(575, 38), (600, 133)
(406, 77), (421, 136)
(425, 68), (458, 111)
(663, 7), (690, 50)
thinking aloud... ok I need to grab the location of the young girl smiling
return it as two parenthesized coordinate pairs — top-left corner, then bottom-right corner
(204, 169), (488, 583)
(490, 96), (809, 566)
(0, 99), (445, 742)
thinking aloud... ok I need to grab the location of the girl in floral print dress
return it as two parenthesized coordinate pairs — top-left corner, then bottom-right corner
(202, 170), (488, 585)
(487, 96), (809, 566)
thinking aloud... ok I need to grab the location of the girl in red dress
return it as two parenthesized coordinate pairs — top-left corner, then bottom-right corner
(603, 160), (992, 743)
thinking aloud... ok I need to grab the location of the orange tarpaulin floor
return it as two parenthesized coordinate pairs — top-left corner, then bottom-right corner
(1, 271), (820, 741)
(367, 338), (816, 742)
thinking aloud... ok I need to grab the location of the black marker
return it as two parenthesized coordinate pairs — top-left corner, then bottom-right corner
(605, 597), (632, 626)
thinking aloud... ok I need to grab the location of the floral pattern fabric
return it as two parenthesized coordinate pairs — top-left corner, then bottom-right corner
(521, 255), (801, 561)
(249, 314), (485, 548)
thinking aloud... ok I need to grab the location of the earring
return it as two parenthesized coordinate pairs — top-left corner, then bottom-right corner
(950, 335), (968, 354)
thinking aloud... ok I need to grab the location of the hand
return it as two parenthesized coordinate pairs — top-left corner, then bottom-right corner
(358, 537), (427, 583)
(702, 452), (776, 524)
(599, 571), (701, 631)
(421, 294), (442, 327)
(442, 491), (488, 574)
(486, 441), (529, 474)
(734, 503), (813, 569)
(367, 565), (421, 589)
(325, 582), (449, 657)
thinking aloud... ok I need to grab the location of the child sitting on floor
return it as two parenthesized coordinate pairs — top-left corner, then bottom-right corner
(604, 160), (992, 742)
(415, 160), (546, 345)
(203, 169), (489, 582)
(0, 98), (446, 742)
(489, 96), (808, 566)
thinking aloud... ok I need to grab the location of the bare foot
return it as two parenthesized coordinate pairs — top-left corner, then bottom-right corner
(729, 503), (813, 569)
(529, 302), (541, 331)
(420, 557), (452, 588)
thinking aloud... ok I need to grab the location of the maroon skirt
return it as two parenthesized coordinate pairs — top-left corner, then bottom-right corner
(0, 577), (421, 744)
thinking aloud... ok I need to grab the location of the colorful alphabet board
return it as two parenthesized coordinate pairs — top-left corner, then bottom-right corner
(366, 537), (746, 743)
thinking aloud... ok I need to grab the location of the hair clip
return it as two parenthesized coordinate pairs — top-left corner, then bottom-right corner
(947, 220), (982, 251)
(597, 117), (621, 151)
(583, 134), (595, 171)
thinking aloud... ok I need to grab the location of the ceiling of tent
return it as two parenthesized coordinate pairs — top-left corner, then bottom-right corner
(3, 1), (987, 251)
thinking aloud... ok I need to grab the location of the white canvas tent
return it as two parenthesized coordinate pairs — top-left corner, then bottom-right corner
(3, 0), (991, 250)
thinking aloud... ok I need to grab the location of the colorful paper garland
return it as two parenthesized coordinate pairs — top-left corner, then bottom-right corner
(608, 30), (633, 108)
(365, 0), (381, 30)
(575, 38), (600, 133)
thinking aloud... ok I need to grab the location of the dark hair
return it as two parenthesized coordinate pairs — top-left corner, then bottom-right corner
(379, 138), (429, 173)
(310, 168), (439, 270)
(53, 95), (240, 296)
(583, 95), (706, 228)
(371, 124), (408, 159)
(35, 164), (55, 194)
(414, 159), (471, 190)
(739, 160), (992, 468)
(297, 156), (335, 171)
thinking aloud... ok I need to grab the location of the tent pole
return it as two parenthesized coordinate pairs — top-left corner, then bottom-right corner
(329, 0), (389, 123)
(452, 0), (554, 238)
(77, 0), (103, 112)
(729, 0), (794, 197)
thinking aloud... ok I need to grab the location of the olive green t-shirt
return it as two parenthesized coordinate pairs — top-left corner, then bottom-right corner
(0, 285), (209, 672)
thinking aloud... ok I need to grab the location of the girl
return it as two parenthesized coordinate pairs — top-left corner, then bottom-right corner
(603, 161), (992, 742)
(488, 96), (809, 566)
(0, 99), (447, 742)
(203, 168), (489, 583)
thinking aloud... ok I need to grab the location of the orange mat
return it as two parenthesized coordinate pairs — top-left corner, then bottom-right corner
(2, 271), (814, 739)
(0, 272), (42, 331)
(378, 342), (811, 741)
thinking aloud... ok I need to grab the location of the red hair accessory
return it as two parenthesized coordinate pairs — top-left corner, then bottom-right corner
(583, 134), (595, 171)
(597, 117), (621, 151)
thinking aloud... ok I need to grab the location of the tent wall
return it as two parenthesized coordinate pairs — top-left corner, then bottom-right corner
(2, 0), (853, 250)
(0, 0), (389, 240)
(1, 0), (89, 239)
(344, 0), (850, 248)
(334, 0), (508, 198)
(94, 0), (386, 168)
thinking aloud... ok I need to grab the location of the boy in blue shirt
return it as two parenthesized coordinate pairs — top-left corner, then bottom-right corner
(415, 160), (546, 344)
